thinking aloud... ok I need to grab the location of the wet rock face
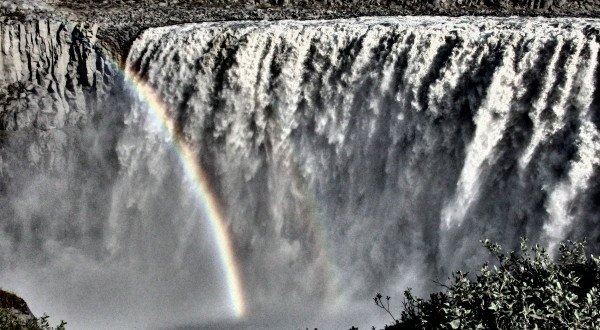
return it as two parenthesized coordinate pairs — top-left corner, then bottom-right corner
(0, 20), (114, 131)
(0, 19), (124, 177)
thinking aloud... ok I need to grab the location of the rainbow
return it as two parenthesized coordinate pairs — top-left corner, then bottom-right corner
(11, 1), (250, 316)
(41, 11), (248, 316)
(122, 67), (247, 318)
(11, 3), (250, 311)
(28, 11), (347, 319)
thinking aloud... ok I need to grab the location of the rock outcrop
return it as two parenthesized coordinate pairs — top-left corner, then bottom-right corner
(0, 18), (123, 176)
(0, 289), (66, 329)
(0, 20), (114, 131)
(0, 289), (37, 327)
(0, 289), (33, 316)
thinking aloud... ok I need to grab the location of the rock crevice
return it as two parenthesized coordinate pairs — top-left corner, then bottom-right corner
(0, 20), (114, 131)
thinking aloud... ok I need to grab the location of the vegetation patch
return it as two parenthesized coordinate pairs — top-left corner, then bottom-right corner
(372, 239), (600, 329)
(0, 289), (66, 330)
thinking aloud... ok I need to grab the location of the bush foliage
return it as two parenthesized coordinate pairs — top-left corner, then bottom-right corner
(0, 309), (66, 330)
(377, 239), (600, 329)
(0, 289), (66, 330)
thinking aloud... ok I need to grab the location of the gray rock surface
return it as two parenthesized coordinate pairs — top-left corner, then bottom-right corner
(0, 20), (114, 131)
(0, 19), (120, 175)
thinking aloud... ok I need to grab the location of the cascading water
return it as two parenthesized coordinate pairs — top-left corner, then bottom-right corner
(1, 16), (600, 329)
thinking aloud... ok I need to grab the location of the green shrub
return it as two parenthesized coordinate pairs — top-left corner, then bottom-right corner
(377, 239), (600, 329)
(0, 309), (66, 330)
(0, 288), (66, 330)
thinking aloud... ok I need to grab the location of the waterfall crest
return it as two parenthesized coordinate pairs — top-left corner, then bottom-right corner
(128, 16), (600, 300)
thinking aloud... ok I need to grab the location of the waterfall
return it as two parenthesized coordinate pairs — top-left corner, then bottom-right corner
(1, 16), (600, 329)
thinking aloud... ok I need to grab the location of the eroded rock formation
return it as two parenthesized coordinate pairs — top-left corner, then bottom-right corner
(0, 20), (113, 131)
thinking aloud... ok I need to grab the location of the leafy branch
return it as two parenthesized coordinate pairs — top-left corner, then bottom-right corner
(373, 292), (399, 326)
